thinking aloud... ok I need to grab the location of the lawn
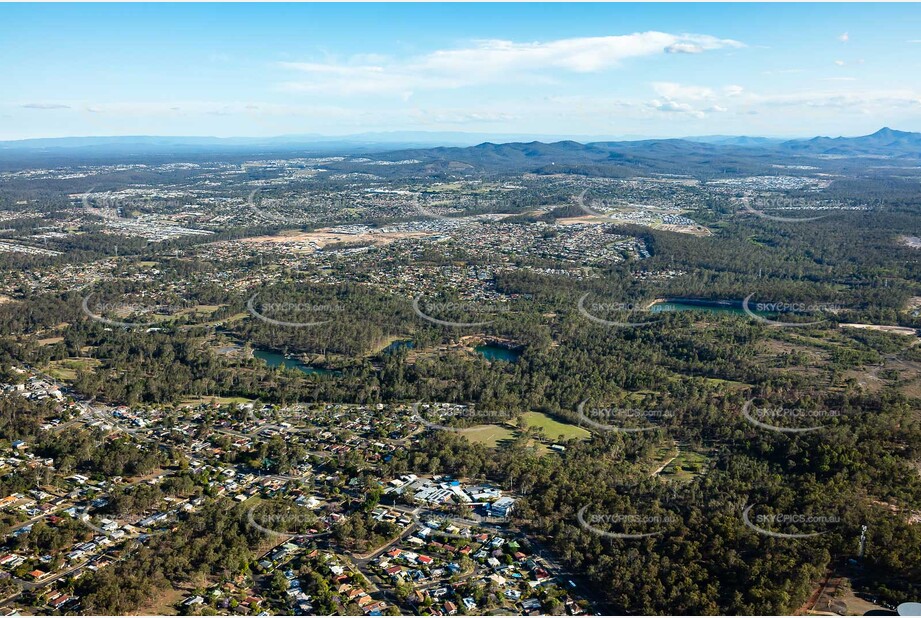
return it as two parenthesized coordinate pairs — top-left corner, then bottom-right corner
(176, 304), (223, 317)
(520, 411), (591, 442)
(179, 395), (255, 407)
(44, 357), (102, 381)
(660, 448), (711, 481)
(457, 424), (518, 448)
(458, 412), (590, 451)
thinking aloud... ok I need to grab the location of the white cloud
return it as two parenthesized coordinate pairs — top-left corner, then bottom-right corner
(646, 82), (741, 119)
(419, 32), (742, 74)
(838, 32), (850, 43)
(278, 63), (442, 96)
(279, 32), (744, 95)
(635, 80), (921, 124)
(648, 98), (706, 119)
(664, 42), (706, 54)
(410, 108), (517, 125)
(762, 68), (805, 75)
(21, 103), (71, 110)
(737, 89), (921, 113)
(651, 82), (714, 100)
(59, 101), (359, 121)
(835, 60), (846, 66)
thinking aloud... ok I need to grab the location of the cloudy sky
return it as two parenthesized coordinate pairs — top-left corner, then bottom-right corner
(2, 3), (921, 140)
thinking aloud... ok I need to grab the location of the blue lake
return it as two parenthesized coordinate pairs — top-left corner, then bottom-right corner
(649, 299), (747, 316)
(475, 343), (522, 362)
(253, 349), (340, 375)
(382, 339), (415, 354)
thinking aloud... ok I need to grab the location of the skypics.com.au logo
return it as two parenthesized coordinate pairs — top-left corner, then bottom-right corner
(741, 400), (840, 434)
(79, 508), (172, 541)
(410, 193), (468, 223)
(738, 196), (834, 224)
(577, 294), (662, 329)
(577, 505), (679, 539)
(412, 296), (510, 328)
(245, 189), (318, 226)
(246, 503), (331, 540)
(80, 189), (191, 220)
(576, 401), (674, 433)
(573, 188), (622, 221)
(742, 294), (843, 327)
(246, 293), (344, 328)
(742, 504), (839, 539)
(410, 509), (501, 542)
(411, 402), (514, 432)
(81, 292), (194, 329)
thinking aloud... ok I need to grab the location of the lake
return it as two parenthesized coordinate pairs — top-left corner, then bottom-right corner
(475, 343), (522, 362)
(649, 299), (748, 316)
(382, 339), (414, 354)
(253, 349), (340, 375)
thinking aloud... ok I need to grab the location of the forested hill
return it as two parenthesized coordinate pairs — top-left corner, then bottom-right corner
(380, 127), (921, 176)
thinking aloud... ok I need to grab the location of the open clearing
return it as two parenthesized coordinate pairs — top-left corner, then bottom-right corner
(650, 442), (680, 476)
(520, 411), (591, 441)
(44, 357), (102, 381)
(179, 395), (255, 407)
(457, 424), (517, 448)
(230, 226), (434, 252)
(458, 411), (588, 449)
(900, 235), (921, 249)
(556, 213), (711, 236)
(840, 323), (919, 336)
(175, 304), (223, 317)
(659, 448), (710, 481)
(130, 584), (187, 616)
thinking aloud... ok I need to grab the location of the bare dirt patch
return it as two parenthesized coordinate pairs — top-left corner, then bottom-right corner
(907, 296), (921, 314)
(130, 583), (189, 616)
(899, 235), (921, 249)
(231, 227), (432, 252)
(840, 323), (919, 336)
(556, 213), (711, 236)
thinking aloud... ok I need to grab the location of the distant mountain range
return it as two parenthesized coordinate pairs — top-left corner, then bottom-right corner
(365, 128), (921, 176)
(0, 131), (626, 153)
(780, 127), (921, 156)
(0, 128), (918, 172)
(684, 135), (787, 147)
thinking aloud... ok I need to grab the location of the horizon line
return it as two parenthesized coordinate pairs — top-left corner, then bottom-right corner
(0, 126), (909, 147)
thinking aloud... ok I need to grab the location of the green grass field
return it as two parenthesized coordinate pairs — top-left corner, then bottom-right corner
(179, 395), (255, 407)
(458, 411), (589, 451)
(457, 424), (518, 448)
(660, 449), (710, 481)
(44, 357), (102, 381)
(520, 411), (591, 441)
(175, 304), (223, 317)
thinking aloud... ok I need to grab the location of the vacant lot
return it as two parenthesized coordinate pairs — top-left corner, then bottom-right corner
(660, 448), (711, 482)
(179, 395), (255, 407)
(44, 357), (102, 381)
(457, 424), (517, 448)
(521, 411), (591, 441)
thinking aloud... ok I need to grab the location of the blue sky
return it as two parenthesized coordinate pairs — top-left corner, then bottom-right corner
(2, 3), (921, 140)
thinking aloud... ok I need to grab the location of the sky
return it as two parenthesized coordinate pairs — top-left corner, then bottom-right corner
(2, 3), (921, 141)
